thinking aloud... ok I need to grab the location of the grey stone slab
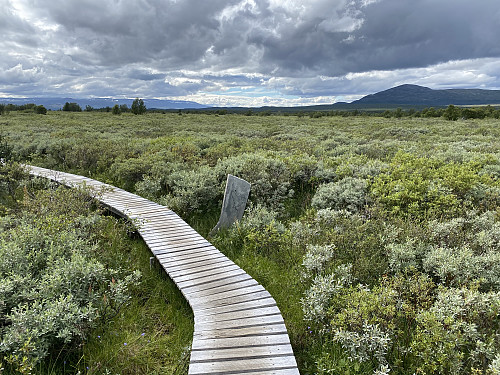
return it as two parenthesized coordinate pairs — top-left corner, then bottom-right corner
(210, 174), (251, 235)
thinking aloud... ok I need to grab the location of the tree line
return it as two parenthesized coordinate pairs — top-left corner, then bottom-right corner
(0, 98), (147, 115)
(2, 100), (499, 119)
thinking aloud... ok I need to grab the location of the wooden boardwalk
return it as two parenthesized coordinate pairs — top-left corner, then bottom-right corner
(27, 165), (300, 375)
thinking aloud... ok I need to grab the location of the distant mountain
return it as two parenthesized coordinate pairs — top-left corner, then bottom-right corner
(351, 84), (500, 107)
(0, 97), (208, 110)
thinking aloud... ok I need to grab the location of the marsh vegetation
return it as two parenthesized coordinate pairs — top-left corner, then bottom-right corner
(1, 111), (499, 374)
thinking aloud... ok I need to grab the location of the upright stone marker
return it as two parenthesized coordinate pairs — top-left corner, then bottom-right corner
(210, 174), (251, 235)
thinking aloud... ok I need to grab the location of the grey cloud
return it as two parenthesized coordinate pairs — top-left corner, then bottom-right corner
(29, 0), (237, 68)
(2, 0), (500, 102)
(0, 1), (39, 47)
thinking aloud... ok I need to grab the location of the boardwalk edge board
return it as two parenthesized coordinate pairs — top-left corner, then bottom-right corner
(25, 165), (299, 375)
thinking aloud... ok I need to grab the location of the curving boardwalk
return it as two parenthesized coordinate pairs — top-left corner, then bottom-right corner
(26, 165), (300, 375)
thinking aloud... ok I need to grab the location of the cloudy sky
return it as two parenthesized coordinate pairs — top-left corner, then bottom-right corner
(2, 0), (500, 107)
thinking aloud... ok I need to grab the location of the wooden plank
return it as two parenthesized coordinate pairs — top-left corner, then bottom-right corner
(158, 248), (223, 263)
(189, 285), (268, 308)
(153, 242), (216, 253)
(148, 220), (195, 229)
(184, 278), (259, 299)
(193, 323), (289, 341)
(146, 236), (208, 251)
(138, 215), (186, 224)
(142, 231), (201, 243)
(189, 342), (293, 361)
(190, 356), (300, 374)
(194, 306), (282, 324)
(176, 268), (248, 289)
(169, 264), (241, 284)
(161, 255), (229, 272)
(142, 226), (199, 237)
(191, 333), (293, 350)
(194, 297), (277, 317)
(194, 314), (285, 333)
(160, 255), (227, 270)
(164, 259), (235, 277)
(190, 368), (299, 375)
(155, 245), (220, 258)
(192, 290), (273, 311)
(144, 236), (210, 247)
(180, 273), (253, 293)
(159, 237), (211, 247)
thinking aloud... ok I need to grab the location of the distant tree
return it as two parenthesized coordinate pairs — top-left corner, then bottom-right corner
(394, 108), (403, 118)
(105, 106), (111, 113)
(119, 104), (129, 113)
(63, 102), (82, 112)
(112, 104), (121, 115)
(131, 98), (146, 115)
(0, 104), (5, 115)
(35, 105), (47, 115)
(443, 104), (461, 121)
(85, 105), (93, 112)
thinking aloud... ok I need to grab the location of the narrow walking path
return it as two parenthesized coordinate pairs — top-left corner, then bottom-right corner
(27, 165), (300, 375)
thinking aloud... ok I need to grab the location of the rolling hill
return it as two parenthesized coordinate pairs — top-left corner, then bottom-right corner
(350, 84), (500, 107)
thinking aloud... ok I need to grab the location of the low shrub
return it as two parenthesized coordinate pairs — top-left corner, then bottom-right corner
(0, 186), (140, 371)
(311, 177), (369, 213)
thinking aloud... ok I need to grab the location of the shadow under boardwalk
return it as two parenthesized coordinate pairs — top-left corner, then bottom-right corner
(27, 165), (300, 375)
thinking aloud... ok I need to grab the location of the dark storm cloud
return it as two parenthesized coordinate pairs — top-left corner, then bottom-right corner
(2, 0), (500, 103)
(0, 1), (38, 47)
(246, 0), (500, 76)
(27, 0), (237, 68)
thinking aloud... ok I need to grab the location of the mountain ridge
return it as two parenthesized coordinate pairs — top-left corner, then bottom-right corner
(351, 84), (500, 106)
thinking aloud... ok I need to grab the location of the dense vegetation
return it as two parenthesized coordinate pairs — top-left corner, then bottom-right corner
(1, 149), (192, 374)
(1, 111), (499, 374)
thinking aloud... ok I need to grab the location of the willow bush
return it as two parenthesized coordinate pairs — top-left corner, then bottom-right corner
(1, 112), (500, 374)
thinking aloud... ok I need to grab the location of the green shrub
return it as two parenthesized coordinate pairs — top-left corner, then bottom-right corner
(0, 187), (140, 370)
(215, 153), (293, 209)
(0, 135), (13, 161)
(371, 151), (495, 218)
(312, 177), (369, 213)
(161, 165), (221, 214)
(411, 286), (500, 374)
